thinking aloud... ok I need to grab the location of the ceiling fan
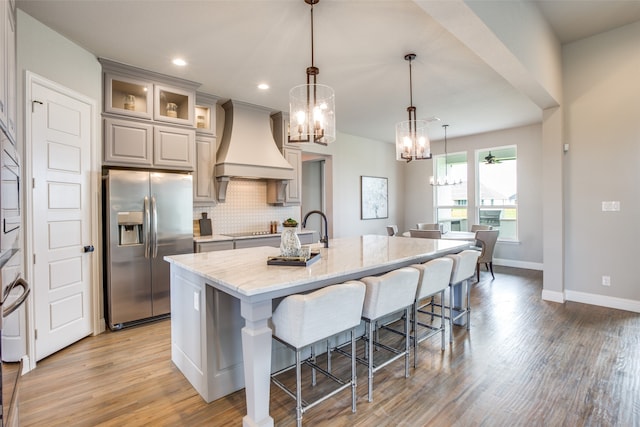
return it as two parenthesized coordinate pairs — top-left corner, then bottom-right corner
(484, 151), (501, 164)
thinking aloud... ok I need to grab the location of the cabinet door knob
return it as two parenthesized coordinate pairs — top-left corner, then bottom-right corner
(83, 245), (95, 253)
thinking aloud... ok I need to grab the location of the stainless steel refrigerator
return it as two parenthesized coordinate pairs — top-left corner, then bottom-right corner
(104, 169), (193, 330)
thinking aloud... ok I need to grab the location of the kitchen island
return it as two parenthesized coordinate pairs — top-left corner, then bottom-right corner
(165, 235), (469, 427)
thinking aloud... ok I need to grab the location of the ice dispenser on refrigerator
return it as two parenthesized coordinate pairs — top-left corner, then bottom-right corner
(117, 212), (143, 245)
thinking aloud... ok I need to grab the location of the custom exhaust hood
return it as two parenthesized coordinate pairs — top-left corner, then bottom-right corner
(215, 100), (294, 201)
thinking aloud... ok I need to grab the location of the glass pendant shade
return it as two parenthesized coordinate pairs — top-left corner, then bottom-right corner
(396, 119), (430, 161)
(289, 83), (336, 145)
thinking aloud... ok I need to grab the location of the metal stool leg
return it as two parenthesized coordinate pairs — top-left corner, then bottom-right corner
(466, 278), (471, 331)
(295, 350), (303, 427)
(404, 307), (410, 378)
(368, 319), (374, 402)
(351, 329), (357, 413)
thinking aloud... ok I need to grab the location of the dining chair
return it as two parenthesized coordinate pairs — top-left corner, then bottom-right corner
(409, 229), (442, 239)
(270, 281), (366, 427)
(386, 225), (398, 236)
(474, 229), (499, 281)
(470, 224), (493, 231)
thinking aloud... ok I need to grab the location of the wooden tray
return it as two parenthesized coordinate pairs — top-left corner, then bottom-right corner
(267, 251), (321, 267)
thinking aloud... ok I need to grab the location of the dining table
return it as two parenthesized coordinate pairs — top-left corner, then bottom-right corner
(165, 234), (471, 427)
(401, 230), (477, 241)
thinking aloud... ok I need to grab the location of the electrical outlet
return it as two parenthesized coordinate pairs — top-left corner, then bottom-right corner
(602, 276), (611, 287)
(194, 291), (200, 311)
(602, 201), (621, 212)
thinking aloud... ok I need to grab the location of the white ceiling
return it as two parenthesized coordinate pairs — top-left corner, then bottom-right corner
(16, 0), (640, 143)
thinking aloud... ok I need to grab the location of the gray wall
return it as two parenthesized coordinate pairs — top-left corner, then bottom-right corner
(17, 10), (101, 124)
(302, 131), (406, 239)
(563, 21), (640, 304)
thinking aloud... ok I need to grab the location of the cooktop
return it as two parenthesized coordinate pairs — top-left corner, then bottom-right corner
(223, 231), (276, 237)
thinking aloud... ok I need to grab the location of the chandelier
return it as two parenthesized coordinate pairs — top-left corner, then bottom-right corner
(396, 53), (431, 162)
(289, 0), (335, 145)
(430, 124), (463, 186)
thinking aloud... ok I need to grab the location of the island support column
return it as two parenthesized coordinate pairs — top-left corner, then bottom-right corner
(241, 299), (275, 427)
(451, 282), (469, 326)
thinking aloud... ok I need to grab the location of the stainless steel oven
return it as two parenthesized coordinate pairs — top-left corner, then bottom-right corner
(0, 131), (29, 427)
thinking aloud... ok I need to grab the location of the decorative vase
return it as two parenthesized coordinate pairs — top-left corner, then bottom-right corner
(280, 226), (301, 257)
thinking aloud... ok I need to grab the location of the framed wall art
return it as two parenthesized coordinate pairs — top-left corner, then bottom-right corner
(361, 176), (388, 220)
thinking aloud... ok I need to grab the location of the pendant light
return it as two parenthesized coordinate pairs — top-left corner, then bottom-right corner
(289, 0), (335, 145)
(430, 124), (463, 186)
(396, 53), (430, 162)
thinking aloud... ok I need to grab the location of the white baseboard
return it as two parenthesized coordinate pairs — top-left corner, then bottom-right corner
(494, 258), (543, 271)
(21, 355), (31, 374)
(565, 290), (640, 313)
(541, 289), (565, 303)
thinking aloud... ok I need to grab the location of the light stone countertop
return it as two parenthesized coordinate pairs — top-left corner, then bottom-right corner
(167, 234), (469, 300)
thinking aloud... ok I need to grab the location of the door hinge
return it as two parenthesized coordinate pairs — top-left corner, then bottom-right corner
(35, 329), (37, 340)
(31, 100), (43, 113)
(32, 178), (35, 189)
(33, 253), (36, 264)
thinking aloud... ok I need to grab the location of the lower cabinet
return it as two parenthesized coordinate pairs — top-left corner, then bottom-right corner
(195, 232), (316, 253)
(234, 236), (281, 250)
(194, 240), (233, 253)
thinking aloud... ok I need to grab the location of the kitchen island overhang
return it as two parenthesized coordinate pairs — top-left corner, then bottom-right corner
(165, 235), (470, 427)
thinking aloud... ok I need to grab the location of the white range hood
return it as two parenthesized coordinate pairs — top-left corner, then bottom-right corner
(215, 100), (294, 201)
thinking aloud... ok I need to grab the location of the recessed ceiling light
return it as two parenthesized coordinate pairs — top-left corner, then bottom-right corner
(257, 83), (270, 90)
(172, 58), (187, 66)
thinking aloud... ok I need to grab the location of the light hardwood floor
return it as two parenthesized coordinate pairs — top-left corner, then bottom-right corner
(11, 266), (640, 426)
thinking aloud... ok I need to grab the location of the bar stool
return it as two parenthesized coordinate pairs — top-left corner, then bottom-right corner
(356, 267), (420, 402)
(445, 250), (480, 342)
(409, 257), (454, 366)
(270, 281), (366, 427)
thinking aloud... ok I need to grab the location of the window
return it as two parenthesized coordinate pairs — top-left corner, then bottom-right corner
(477, 146), (517, 240)
(433, 152), (467, 232)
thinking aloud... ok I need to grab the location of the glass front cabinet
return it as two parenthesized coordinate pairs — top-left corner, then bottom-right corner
(100, 58), (199, 170)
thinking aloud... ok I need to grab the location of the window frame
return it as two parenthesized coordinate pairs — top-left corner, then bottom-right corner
(475, 145), (518, 242)
(432, 150), (468, 232)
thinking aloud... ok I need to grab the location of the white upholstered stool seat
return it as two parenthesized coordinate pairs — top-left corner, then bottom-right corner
(409, 257), (454, 366)
(270, 281), (366, 427)
(347, 267), (420, 402)
(445, 250), (480, 342)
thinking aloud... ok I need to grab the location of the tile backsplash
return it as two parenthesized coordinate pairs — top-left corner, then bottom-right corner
(193, 179), (300, 235)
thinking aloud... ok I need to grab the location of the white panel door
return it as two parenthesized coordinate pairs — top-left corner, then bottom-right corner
(31, 81), (93, 361)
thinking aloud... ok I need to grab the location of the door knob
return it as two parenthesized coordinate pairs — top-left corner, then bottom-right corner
(83, 245), (95, 253)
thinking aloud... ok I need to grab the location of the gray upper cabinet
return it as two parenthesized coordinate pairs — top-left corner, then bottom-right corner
(100, 58), (200, 170)
(193, 134), (217, 203)
(104, 118), (153, 167)
(154, 84), (194, 126)
(0, 0), (7, 135)
(268, 112), (301, 205)
(0, 0), (16, 143)
(104, 73), (153, 120)
(153, 125), (195, 170)
(193, 93), (219, 205)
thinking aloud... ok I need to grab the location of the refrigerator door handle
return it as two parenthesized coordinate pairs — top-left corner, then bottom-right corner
(152, 195), (158, 258)
(144, 196), (151, 259)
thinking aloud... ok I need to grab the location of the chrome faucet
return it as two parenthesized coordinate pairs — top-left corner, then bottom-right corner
(302, 210), (329, 248)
